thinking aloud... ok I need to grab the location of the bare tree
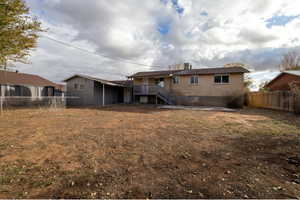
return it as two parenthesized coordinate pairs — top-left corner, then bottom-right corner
(279, 51), (300, 71)
(258, 81), (270, 92)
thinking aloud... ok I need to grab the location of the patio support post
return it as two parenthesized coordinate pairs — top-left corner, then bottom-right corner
(0, 86), (3, 114)
(102, 84), (105, 107)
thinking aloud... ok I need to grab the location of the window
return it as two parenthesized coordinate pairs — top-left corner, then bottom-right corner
(155, 78), (164, 87)
(74, 83), (78, 90)
(214, 75), (229, 84)
(80, 84), (84, 89)
(190, 76), (199, 85)
(172, 76), (180, 84)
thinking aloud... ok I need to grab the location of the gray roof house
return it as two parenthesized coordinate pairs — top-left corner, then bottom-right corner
(64, 74), (132, 107)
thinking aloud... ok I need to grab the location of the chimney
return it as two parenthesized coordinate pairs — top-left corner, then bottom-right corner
(184, 63), (192, 70)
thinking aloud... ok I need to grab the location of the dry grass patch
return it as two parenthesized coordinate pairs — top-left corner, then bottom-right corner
(0, 105), (300, 198)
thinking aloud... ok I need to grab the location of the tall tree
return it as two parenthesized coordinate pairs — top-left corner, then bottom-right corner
(279, 51), (300, 71)
(0, 0), (42, 69)
(244, 75), (253, 92)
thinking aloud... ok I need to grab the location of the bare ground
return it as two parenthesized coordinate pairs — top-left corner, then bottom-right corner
(0, 105), (300, 198)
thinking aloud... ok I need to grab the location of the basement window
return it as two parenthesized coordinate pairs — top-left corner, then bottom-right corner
(214, 75), (229, 84)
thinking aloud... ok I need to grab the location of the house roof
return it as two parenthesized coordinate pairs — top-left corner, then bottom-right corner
(174, 66), (250, 75)
(0, 70), (58, 88)
(129, 69), (182, 78)
(265, 70), (300, 88)
(284, 70), (300, 76)
(129, 66), (249, 78)
(111, 80), (133, 87)
(63, 74), (126, 87)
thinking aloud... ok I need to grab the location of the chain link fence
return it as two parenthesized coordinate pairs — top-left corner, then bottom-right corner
(0, 96), (79, 113)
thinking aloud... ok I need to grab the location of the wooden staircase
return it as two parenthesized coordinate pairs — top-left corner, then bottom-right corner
(133, 85), (174, 105)
(156, 87), (174, 105)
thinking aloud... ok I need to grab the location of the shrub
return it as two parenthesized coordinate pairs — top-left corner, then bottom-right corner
(227, 94), (244, 109)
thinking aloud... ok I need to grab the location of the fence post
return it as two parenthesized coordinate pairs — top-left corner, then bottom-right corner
(0, 97), (3, 115)
(295, 93), (300, 115)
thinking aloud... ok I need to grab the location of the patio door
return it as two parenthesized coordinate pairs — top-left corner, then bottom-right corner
(157, 78), (164, 88)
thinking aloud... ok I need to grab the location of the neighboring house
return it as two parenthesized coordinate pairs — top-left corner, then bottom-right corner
(64, 74), (132, 107)
(0, 70), (63, 97)
(128, 65), (249, 107)
(265, 71), (300, 91)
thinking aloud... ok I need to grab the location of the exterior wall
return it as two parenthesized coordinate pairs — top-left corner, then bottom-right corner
(133, 77), (172, 92)
(170, 74), (244, 97)
(133, 73), (245, 107)
(133, 78), (156, 85)
(266, 73), (300, 91)
(94, 82), (124, 105)
(124, 88), (132, 103)
(66, 77), (127, 107)
(170, 74), (245, 107)
(66, 77), (95, 106)
(135, 95), (157, 104)
(133, 74), (244, 96)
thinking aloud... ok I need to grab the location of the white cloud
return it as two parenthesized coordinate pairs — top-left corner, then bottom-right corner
(16, 0), (300, 86)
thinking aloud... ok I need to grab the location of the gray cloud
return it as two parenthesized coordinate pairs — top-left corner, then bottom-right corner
(17, 0), (300, 85)
(239, 29), (278, 44)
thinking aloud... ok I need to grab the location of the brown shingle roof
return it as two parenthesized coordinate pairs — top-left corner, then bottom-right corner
(174, 66), (250, 75)
(129, 69), (183, 78)
(129, 67), (249, 78)
(0, 70), (58, 87)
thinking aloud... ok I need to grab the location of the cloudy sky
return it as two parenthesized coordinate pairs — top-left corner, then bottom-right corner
(15, 0), (300, 90)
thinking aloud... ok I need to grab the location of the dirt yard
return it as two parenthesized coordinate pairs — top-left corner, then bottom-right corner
(0, 105), (300, 198)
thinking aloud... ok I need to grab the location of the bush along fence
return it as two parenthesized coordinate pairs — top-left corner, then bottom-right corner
(247, 91), (300, 114)
(0, 96), (78, 112)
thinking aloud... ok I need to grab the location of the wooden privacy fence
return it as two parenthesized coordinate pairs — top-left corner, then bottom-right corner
(247, 91), (300, 113)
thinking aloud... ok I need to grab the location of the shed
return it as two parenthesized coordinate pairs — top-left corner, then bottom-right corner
(64, 74), (132, 107)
